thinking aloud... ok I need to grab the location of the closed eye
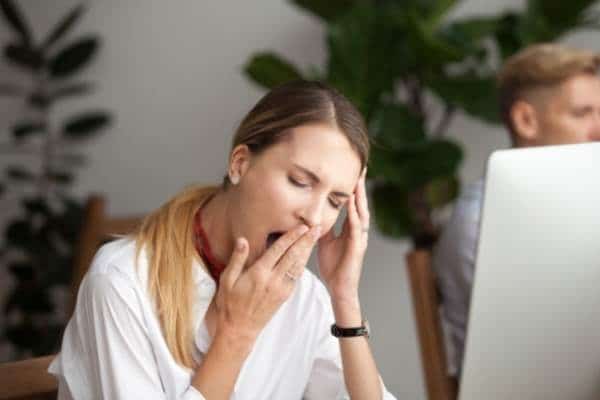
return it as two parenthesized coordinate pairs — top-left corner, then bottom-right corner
(288, 176), (309, 188)
(290, 176), (343, 209)
(329, 198), (342, 209)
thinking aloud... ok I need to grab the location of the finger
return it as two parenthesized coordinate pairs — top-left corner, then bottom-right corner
(220, 237), (248, 289)
(318, 226), (336, 245)
(274, 225), (321, 281)
(355, 169), (370, 230)
(346, 194), (362, 239)
(256, 224), (309, 270)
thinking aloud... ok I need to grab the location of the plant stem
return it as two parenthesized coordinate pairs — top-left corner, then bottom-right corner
(37, 72), (52, 200)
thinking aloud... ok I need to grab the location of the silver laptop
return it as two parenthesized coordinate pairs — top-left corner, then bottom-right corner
(459, 143), (600, 400)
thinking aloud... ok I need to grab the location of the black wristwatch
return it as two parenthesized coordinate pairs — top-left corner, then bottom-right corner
(331, 320), (370, 339)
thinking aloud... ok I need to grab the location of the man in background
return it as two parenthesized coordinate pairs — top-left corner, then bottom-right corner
(433, 43), (600, 377)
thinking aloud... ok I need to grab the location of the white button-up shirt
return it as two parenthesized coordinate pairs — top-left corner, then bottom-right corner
(49, 238), (396, 399)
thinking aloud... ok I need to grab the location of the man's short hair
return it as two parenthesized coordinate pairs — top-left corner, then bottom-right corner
(497, 43), (600, 135)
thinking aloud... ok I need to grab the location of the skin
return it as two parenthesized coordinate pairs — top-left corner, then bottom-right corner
(192, 123), (383, 399)
(511, 73), (600, 146)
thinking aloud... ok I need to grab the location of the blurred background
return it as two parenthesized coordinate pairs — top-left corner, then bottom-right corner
(1, 0), (599, 398)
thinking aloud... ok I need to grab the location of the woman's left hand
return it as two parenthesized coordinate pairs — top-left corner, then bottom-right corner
(317, 168), (369, 305)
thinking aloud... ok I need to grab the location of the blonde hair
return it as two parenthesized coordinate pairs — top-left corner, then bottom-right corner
(498, 43), (600, 134)
(135, 185), (218, 368)
(133, 81), (370, 368)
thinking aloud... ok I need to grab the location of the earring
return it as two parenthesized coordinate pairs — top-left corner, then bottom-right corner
(230, 175), (240, 185)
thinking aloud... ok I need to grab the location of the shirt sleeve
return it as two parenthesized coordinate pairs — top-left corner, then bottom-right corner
(303, 285), (397, 400)
(66, 270), (205, 400)
(432, 183), (483, 376)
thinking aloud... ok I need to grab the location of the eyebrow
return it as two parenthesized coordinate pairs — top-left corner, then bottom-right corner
(293, 163), (350, 198)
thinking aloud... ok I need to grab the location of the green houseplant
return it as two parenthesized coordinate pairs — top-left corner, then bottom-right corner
(0, 0), (112, 358)
(244, 0), (600, 249)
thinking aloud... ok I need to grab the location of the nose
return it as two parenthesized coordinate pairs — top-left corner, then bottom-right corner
(296, 197), (326, 229)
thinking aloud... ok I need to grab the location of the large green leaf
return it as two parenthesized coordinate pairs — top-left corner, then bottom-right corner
(291, 0), (356, 22)
(12, 121), (46, 139)
(369, 139), (463, 190)
(42, 4), (86, 50)
(4, 283), (53, 314)
(427, 73), (500, 123)
(425, 174), (460, 208)
(403, 11), (465, 69)
(425, 0), (459, 27)
(440, 16), (499, 56)
(5, 219), (34, 248)
(22, 197), (51, 217)
(0, 0), (31, 45)
(244, 52), (303, 90)
(48, 36), (99, 78)
(3, 43), (43, 70)
(326, 6), (398, 119)
(6, 166), (35, 181)
(493, 12), (525, 60)
(63, 111), (111, 138)
(520, 0), (599, 43)
(527, 0), (596, 29)
(369, 103), (425, 150)
(371, 182), (414, 238)
(7, 262), (34, 281)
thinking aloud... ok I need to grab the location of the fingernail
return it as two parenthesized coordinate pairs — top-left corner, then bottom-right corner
(299, 225), (309, 234)
(236, 238), (245, 250)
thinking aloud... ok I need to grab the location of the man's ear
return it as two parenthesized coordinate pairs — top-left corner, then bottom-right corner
(228, 144), (251, 184)
(510, 100), (540, 144)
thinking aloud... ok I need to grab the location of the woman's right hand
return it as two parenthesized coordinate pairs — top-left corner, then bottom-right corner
(214, 224), (321, 346)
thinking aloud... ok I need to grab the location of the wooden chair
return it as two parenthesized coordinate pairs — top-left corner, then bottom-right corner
(70, 194), (143, 314)
(0, 355), (57, 400)
(406, 250), (458, 400)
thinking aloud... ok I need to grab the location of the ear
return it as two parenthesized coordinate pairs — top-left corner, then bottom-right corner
(510, 100), (540, 143)
(228, 144), (251, 184)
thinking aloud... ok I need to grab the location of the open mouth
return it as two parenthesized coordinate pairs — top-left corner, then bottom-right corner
(266, 231), (284, 248)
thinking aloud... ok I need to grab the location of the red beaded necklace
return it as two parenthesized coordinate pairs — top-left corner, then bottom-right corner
(193, 208), (226, 284)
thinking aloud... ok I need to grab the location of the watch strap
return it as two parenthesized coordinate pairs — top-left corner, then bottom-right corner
(330, 320), (369, 338)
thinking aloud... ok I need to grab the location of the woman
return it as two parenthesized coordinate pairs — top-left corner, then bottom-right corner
(49, 81), (396, 399)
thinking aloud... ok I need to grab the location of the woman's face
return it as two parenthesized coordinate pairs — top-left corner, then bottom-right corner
(229, 123), (363, 265)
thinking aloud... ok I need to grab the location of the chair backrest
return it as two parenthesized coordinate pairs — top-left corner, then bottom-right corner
(406, 250), (458, 400)
(70, 194), (143, 313)
(0, 355), (57, 400)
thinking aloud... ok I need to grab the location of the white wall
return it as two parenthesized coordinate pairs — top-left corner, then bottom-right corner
(1, 0), (600, 398)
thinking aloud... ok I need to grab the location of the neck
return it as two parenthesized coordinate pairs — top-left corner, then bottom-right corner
(199, 189), (232, 268)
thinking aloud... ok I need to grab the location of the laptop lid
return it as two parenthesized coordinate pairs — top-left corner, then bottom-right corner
(460, 143), (600, 400)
